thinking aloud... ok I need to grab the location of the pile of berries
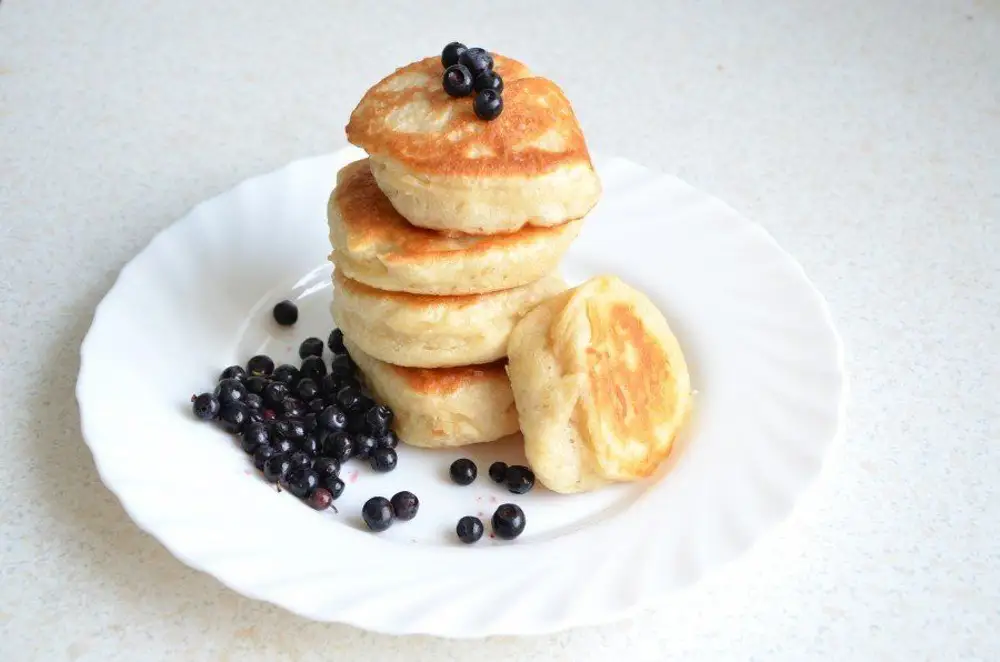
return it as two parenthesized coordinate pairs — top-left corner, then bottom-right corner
(441, 41), (504, 121)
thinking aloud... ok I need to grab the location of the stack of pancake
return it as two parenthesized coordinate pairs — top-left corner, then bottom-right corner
(327, 54), (602, 450)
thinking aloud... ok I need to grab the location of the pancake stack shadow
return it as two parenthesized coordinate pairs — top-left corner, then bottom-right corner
(327, 53), (601, 450)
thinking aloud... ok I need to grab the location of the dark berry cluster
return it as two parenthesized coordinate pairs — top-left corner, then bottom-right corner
(441, 41), (504, 121)
(448, 458), (532, 542)
(190, 326), (400, 511)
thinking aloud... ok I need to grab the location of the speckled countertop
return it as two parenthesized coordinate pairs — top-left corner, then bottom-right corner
(1, 1), (997, 660)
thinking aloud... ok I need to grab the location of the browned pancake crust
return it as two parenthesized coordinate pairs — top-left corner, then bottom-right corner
(389, 360), (508, 395)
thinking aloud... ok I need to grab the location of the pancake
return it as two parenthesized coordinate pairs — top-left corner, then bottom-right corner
(506, 276), (693, 493)
(346, 339), (519, 448)
(332, 269), (565, 368)
(346, 55), (602, 234)
(328, 159), (582, 294)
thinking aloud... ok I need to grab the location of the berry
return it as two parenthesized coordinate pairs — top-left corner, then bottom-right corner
(271, 364), (300, 386)
(459, 47), (493, 76)
(288, 451), (312, 470)
(335, 384), (363, 412)
(298, 433), (321, 457)
(299, 337), (324, 359)
(353, 434), (378, 460)
(307, 487), (333, 510)
(456, 516), (484, 544)
(313, 457), (341, 481)
(261, 409), (276, 421)
(272, 300), (298, 326)
(299, 356), (326, 381)
(245, 410), (263, 425)
(319, 373), (341, 397)
(244, 393), (263, 410)
(319, 405), (347, 432)
(324, 476), (346, 499)
(347, 412), (368, 435)
(283, 418), (308, 440)
(262, 381), (289, 409)
(307, 397), (326, 414)
(329, 354), (355, 381)
(505, 465), (535, 494)
(473, 89), (503, 121)
(390, 491), (419, 521)
(473, 71), (503, 94)
(244, 375), (268, 395)
(443, 64), (474, 97)
(219, 365), (246, 381)
(273, 437), (295, 454)
(246, 354), (275, 377)
(370, 447), (398, 473)
(241, 422), (270, 454)
(253, 444), (279, 471)
(488, 461), (508, 484)
(192, 393), (220, 420)
(362, 496), (394, 532)
(302, 413), (317, 433)
(322, 432), (353, 463)
(491, 503), (526, 540)
(218, 403), (249, 434)
(214, 378), (247, 406)
(296, 378), (320, 402)
(364, 404), (393, 436)
(441, 41), (467, 68)
(262, 454), (292, 483)
(285, 467), (320, 499)
(327, 328), (346, 354)
(279, 397), (305, 418)
(449, 458), (477, 485)
(376, 430), (399, 450)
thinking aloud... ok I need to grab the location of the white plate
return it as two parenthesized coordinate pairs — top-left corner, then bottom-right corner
(77, 147), (845, 637)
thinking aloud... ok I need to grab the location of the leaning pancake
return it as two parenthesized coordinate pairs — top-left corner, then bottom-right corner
(332, 270), (565, 368)
(346, 339), (519, 448)
(346, 55), (601, 234)
(328, 159), (582, 294)
(506, 276), (693, 494)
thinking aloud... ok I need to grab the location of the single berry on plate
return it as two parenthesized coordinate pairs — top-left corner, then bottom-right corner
(299, 355), (327, 381)
(288, 451), (312, 470)
(505, 465), (535, 494)
(253, 444), (278, 471)
(307, 397), (326, 415)
(319, 405), (347, 432)
(473, 71), (503, 94)
(324, 475), (346, 499)
(244, 375), (268, 395)
(370, 447), (398, 473)
(491, 503), (526, 540)
(244, 393), (263, 410)
(459, 47), (493, 75)
(214, 378), (247, 406)
(390, 491), (419, 521)
(456, 516), (484, 544)
(299, 337), (324, 359)
(336, 384), (363, 412)
(353, 434), (378, 460)
(262, 454), (292, 483)
(283, 418), (308, 440)
(362, 496), (394, 532)
(474, 89), (503, 121)
(443, 64), (474, 97)
(376, 430), (399, 450)
(449, 458), (477, 485)
(262, 381), (290, 409)
(296, 378), (320, 402)
(307, 487), (333, 510)
(271, 364), (300, 386)
(272, 300), (298, 326)
(218, 403), (249, 434)
(330, 354), (355, 381)
(192, 393), (220, 420)
(313, 457), (341, 481)
(441, 41), (467, 68)
(241, 422), (270, 454)
(488, 461), (508, 483)
(247, 354), (275, 377)
(298, 433), (321, 457)
(365, 404), (393, 436)
(219, 365), (246, 381)
(322, 431), (353, 463)
(272, 437), (295, 454)
(327, 328), (346, 354)
(279, 396), (305, 418)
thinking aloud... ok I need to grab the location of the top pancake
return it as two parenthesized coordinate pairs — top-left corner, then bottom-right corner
(346, 55), (592, 178)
